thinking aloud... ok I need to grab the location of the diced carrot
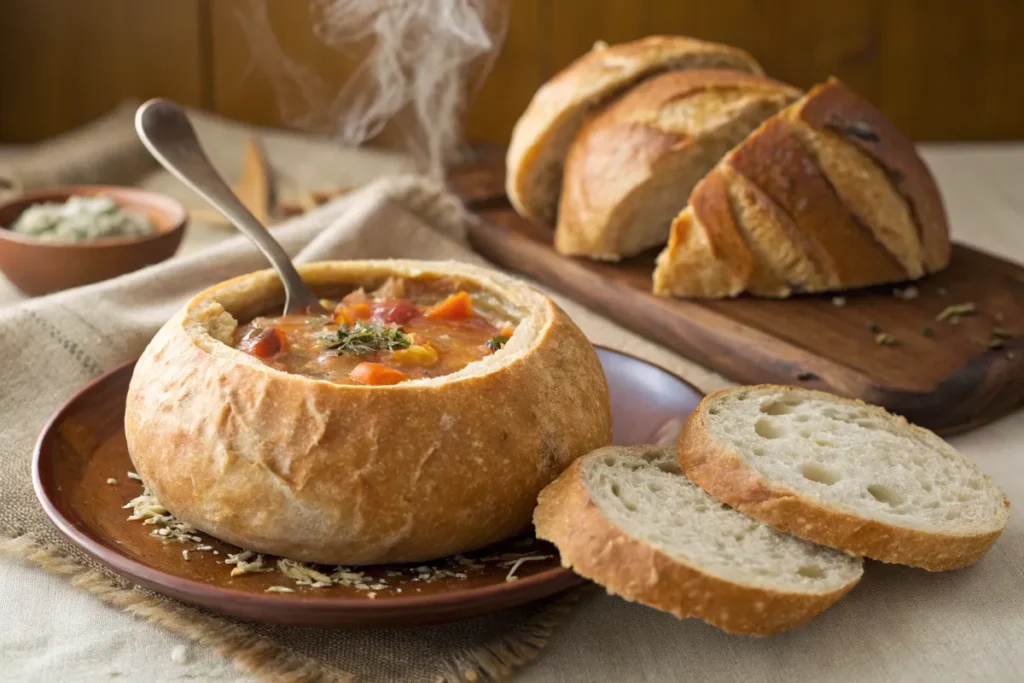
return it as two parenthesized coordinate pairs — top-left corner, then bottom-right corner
(346, 302), (371, 321)
(348, 362), (407, 386)
(425, 291), (473, 320)
(333, 307), (352, 325)
(499, 324), (515, 338)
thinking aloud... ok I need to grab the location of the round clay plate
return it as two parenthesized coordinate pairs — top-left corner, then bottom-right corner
(33, 346), (702, 628)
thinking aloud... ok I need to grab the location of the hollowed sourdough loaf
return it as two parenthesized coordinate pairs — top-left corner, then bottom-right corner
(653, 78), (951, 297)
(555, 69), (801, 260)
(507, 35), (763, 226)
(125, 260), (611, 565)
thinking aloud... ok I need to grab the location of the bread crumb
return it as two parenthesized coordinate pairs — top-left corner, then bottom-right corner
(874, 332), (898, 346)
(831, 296), (846, 307)
(367, 592), (378, 599)
(182, 549), (190, 561)
(170, 645), (188, 664)
(106, 478), (118, 485)
(265, 586), (295, 593)
(893, 286), (919, 300)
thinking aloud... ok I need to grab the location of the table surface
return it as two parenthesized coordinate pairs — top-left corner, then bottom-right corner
(3, 142), (1024, 682)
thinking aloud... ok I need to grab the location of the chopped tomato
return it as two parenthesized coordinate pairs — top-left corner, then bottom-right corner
(372, 298), (419, 325)
(348, 362), (407, 386)
(240, 327), (287, 358)
(425, 291), (473, 321)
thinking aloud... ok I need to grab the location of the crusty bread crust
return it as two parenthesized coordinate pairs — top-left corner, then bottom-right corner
(796, 78), (951, 272)
(506, 36), (763, 226)
(534, 446), (861, 636)
(125, 260), (612, 565)
(653, 79), (950, 298)
(677, 386), (1009, 571)
(555, 70), (799, 260)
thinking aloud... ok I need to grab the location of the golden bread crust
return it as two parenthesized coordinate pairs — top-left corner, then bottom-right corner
(653, 79), (950, 298)
(506, 36), (763, 225)
(555, 70), (799, 260)
(534, 448), (861, 636)
(677, 386), (1008, 571)
(125, 260), (611, 565)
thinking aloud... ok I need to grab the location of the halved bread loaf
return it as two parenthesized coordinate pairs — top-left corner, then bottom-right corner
(555, 70), (801, 261)
(653, 78), (951, 298)
(677, 386), (1010, 571)
(506, 36), (764, 226)
(534, 445), (863, 636)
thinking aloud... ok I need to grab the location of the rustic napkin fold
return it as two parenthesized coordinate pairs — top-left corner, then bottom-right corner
(0, 174), (727, 682)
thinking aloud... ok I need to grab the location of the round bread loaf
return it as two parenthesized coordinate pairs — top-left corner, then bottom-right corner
(506, 35), (763, 226)
(125, 260), (611, 565)
(555, 69), (800, 260)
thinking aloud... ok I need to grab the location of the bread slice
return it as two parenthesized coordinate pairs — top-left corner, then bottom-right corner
(555, 70), (800, 261)
(652, 78), (951, 298)
(678, 386), (1010, 571)
(506, 36), (763, 226)
(534, 445), (863, 636)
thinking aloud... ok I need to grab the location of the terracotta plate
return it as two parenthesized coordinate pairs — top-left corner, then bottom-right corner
(33, 346), (702, 628)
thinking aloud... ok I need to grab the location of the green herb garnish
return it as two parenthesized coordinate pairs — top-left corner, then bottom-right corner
(936, 302), (977, 322)
(485, 335), (509, 352)
(321, 322), (411, 355)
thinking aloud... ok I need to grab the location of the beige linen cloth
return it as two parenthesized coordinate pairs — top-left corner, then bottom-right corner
(2, 108), (1023, 681)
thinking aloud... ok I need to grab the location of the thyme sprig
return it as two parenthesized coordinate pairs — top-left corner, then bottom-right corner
(321, 322), (411, 355)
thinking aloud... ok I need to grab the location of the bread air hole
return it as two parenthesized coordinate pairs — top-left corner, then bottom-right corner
(754, 418), (785, 439)
(759, 400), (794, 416)
(800, 463), (842, 485)
(867, 484), (904, 506)
(797, 565), (825, 579)
(795, 414), (810, 423)
(815, 439), (835, 448)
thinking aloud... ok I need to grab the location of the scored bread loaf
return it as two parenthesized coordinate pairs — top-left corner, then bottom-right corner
(677, 386), (1009, 571)
(555, 70), (801, 260)
(534, 445), (863, 636)
(652, 78), (952, 298)
(506, 36), (764, 226)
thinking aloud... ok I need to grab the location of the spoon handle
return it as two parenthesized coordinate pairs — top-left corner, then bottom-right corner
(135, 98), (324, 315)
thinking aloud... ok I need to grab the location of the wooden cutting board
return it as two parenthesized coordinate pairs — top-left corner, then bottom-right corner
(450, 147), (1024, 434)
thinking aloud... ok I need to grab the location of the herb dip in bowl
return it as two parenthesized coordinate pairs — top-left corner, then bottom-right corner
(0, 186), (187, 296)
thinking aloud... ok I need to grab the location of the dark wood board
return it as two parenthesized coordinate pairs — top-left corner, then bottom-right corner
(450, 150), (1024, 435)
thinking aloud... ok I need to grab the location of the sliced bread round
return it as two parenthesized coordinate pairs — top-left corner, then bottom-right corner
(555, 69), (800, 261)
(506, 36), (763, 226)
(678, 386), (1010, 571)
(534, 445), (863, 636)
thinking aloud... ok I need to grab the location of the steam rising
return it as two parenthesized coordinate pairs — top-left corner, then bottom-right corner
(238, 0), (508, 176)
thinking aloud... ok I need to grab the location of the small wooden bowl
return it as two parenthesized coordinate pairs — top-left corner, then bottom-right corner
(0, 186), (187, 296)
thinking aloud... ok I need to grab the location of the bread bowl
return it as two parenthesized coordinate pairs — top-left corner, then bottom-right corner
(125, 260), (612, 565)
(506, 35), (764, 226)
(555, 69), (801, 260)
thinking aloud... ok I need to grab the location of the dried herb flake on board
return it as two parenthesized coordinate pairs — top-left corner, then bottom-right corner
(936, 302), (977, 323)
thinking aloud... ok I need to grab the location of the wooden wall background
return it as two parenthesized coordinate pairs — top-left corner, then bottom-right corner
(2, 0), (1023, 145)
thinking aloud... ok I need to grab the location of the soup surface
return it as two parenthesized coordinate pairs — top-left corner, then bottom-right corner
(232, 277), (516, 385)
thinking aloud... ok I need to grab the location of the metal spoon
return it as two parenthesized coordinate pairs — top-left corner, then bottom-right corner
(134, 98), (326, 315)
